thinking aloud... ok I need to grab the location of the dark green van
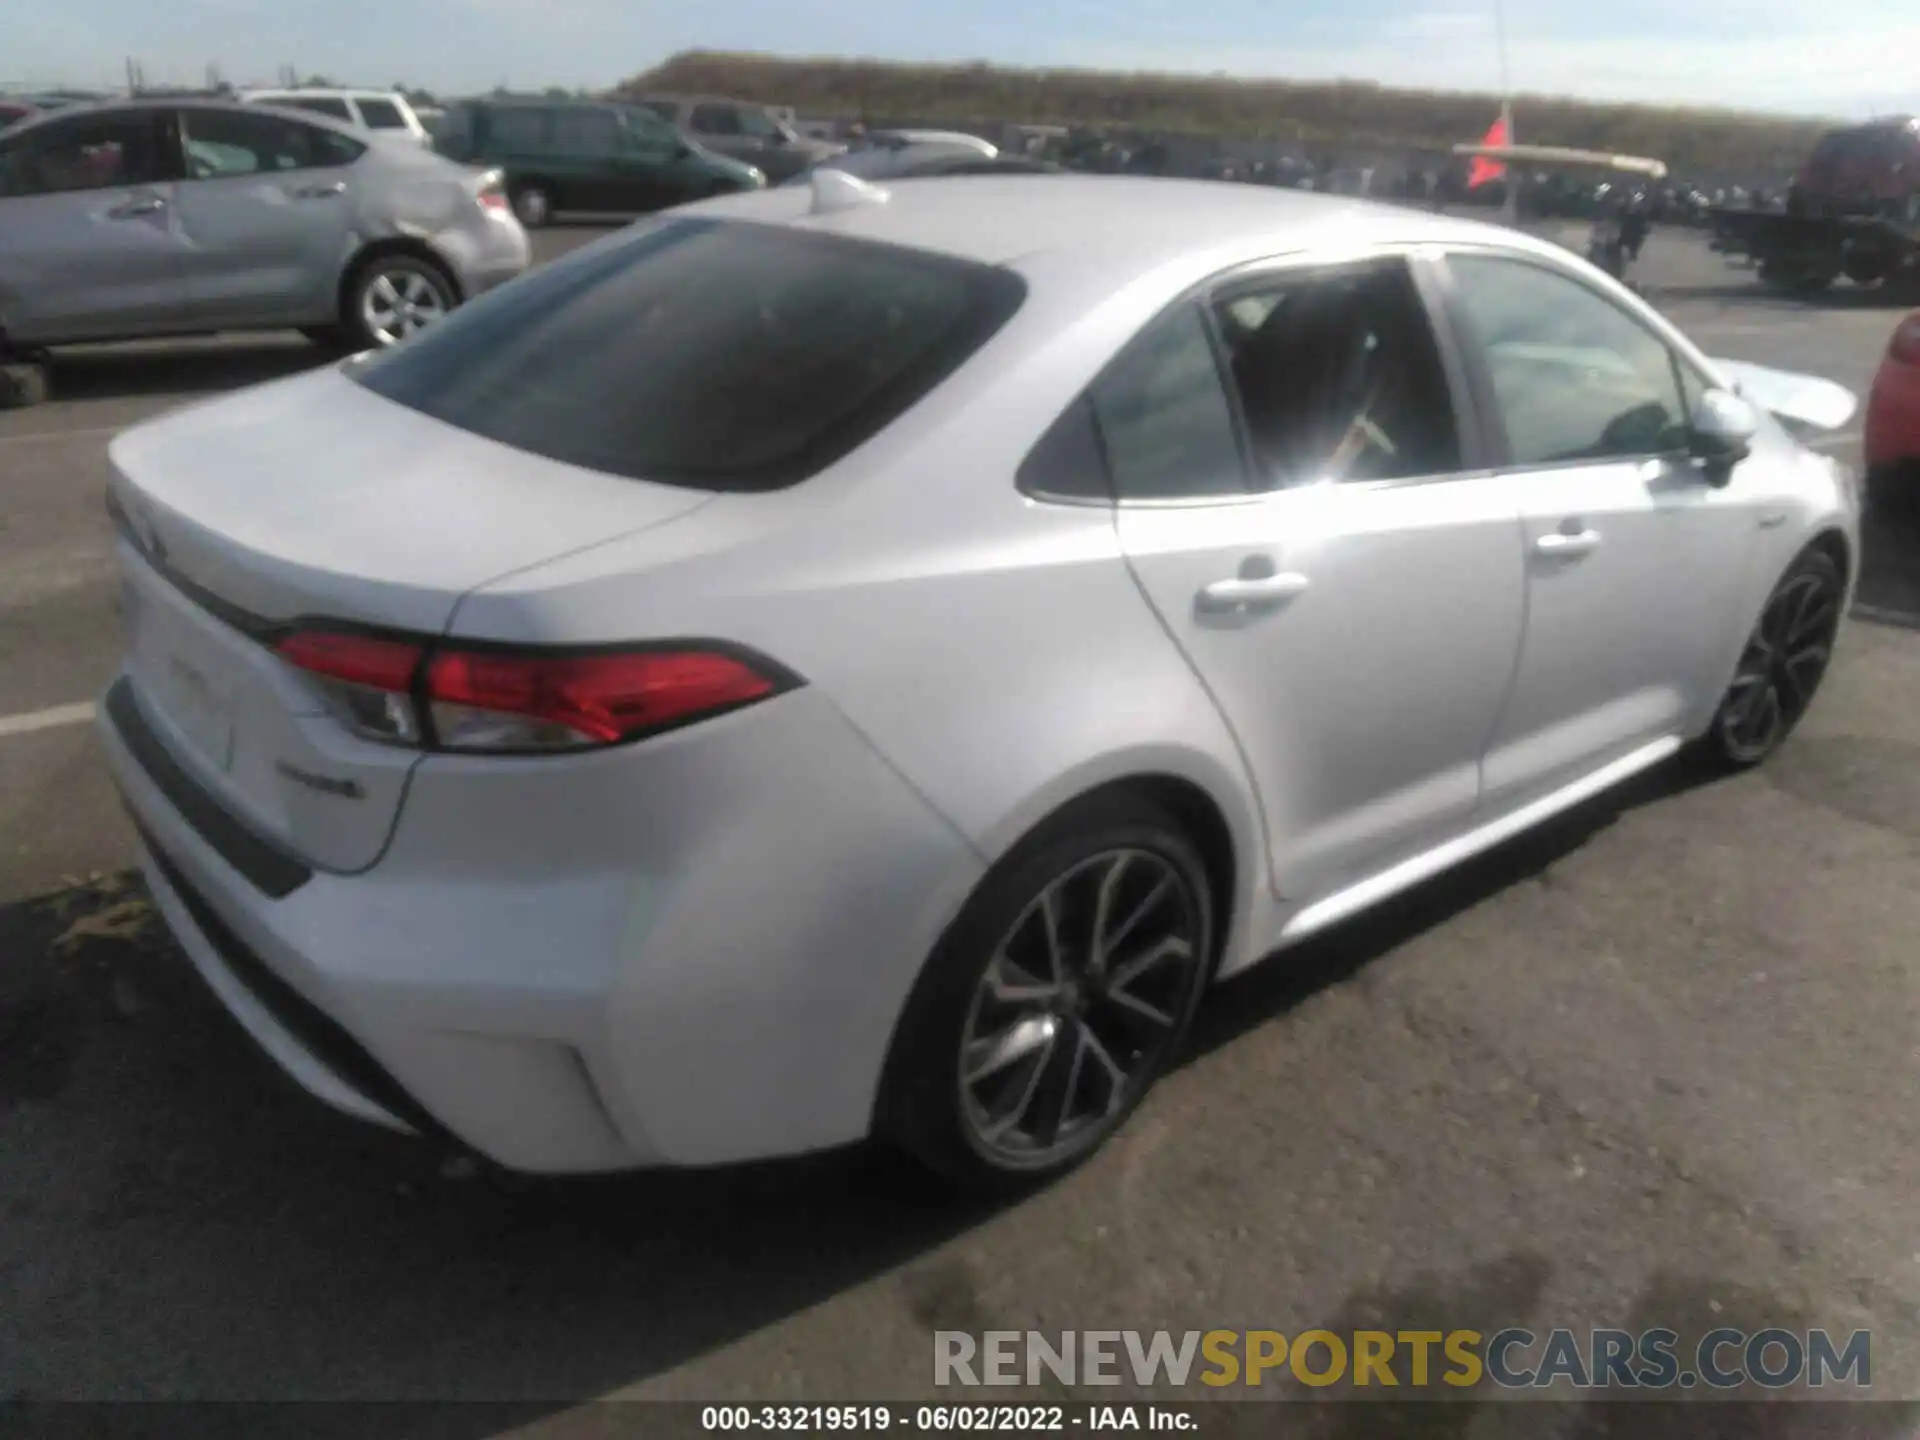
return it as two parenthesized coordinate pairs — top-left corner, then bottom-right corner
(434, 98), (765, 227)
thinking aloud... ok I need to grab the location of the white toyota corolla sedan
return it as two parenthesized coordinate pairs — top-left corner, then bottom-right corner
(100, 174), (1861, 1188)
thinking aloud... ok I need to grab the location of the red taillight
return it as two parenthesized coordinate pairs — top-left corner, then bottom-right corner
(473, 168), (510, 214)
(275, 630), (427, 745)
(1889, 313), (1920, 367)
(274, 628), (788, 753)
(276, 630), (423, 691)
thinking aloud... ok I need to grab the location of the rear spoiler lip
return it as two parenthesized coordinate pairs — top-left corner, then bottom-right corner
(1708, 357), (1859, 434)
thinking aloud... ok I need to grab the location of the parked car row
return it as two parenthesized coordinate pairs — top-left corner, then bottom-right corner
(432, 96), (768, 226)
(0, 98), (529, 361)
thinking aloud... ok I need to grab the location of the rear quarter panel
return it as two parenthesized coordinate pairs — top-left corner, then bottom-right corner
(447, 263), (1278, 976)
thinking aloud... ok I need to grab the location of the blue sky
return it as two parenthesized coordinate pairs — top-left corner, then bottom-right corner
(6, 0), (1917, 118)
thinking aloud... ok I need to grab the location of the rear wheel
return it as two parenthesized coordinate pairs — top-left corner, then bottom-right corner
(0, 359), (49, 410)
(879, 792), (1214, 1191)
(511, 182), (553, 228)
(341, 254), (457, 351)
(1702, 548), (1844, 768)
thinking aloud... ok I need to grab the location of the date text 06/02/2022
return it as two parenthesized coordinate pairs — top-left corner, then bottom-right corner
(701, 1404), (1191, 1431)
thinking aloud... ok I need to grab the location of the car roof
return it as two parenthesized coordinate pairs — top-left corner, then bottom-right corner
(0, 96), (365, 138)
(691, 173), (1553, 281)
(240, 87), (404, 102)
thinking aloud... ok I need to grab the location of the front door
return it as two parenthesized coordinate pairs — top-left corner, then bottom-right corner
(1109, 255), (1526, 905)
(170, 108), (359, 327)
(0, 108), (189, 342)
(548, 106), (633, 211)
(1437, 250), (1760, 809)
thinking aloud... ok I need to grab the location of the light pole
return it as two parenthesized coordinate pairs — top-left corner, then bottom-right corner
(1493, 0), (1517, 221)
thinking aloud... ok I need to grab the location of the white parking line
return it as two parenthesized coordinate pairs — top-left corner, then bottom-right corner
(0, 701), (97, 740)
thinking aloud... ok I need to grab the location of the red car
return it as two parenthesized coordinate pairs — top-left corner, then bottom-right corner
(1866, 310), (1920, 512)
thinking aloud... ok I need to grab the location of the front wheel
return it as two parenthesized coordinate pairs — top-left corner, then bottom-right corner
(879, 792), (1215, 1191)
(1701, 547), (1844, 768)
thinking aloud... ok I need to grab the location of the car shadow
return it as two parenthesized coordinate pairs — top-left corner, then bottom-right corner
(1858, 496), (1920, 623)
(43, 337), (330, 404)
(1190, 750), (1720, 1061)
(0, 752), (1733, 1432)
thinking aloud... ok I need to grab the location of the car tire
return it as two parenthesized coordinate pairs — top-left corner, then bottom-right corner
(1699, 546), (1844, 770)
(1867, 462), (1920, 530)
(340, 253), (458, 351)
(0, 359), (49, 410)
(877, 790), (1215, 1192)
(511, 183), (553, 228)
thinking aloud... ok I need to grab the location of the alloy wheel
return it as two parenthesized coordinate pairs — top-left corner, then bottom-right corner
(957, 848), (1202, 1169)
(358, 268), (449, 347)
(1718, 564), (1841, 763)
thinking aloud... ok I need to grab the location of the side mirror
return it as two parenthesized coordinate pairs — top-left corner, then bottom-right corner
(1689, 388), (1759, 483)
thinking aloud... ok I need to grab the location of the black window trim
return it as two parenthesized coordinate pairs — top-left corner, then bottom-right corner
(1429, 243), (1710, 477)
(1017, 244), (1493, 510)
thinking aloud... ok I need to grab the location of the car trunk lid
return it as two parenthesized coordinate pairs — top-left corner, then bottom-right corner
(108, 364), (712, 873)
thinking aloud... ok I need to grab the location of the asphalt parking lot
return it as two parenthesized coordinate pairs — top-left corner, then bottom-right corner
(4, 221), (1920, 1430)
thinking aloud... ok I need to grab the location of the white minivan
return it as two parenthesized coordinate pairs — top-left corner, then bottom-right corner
(239, 88), (432, 148)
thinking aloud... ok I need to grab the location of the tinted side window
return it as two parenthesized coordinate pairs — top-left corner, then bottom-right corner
(0, 112), (159, 196)
(691, 104), (741, 135)
(1210, 259), (1460, 487)
(180, 109), (344, 177)
(620, 107), (681, 152)
(1090, 305), (1246, 501)
(356, 98), (407, 129)
(485, 107), (549, 151)
(552, 107), (620, 153)
(1447, 254), (1689, 465)
(1018, 397), (1110, 501)
(280, 97), (354, 122)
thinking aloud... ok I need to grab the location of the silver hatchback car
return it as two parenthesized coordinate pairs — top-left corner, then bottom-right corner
(0, 99), (530, 355)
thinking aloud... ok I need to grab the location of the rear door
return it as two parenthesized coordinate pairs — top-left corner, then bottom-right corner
(1436, 248), (1759, 810)
(1109, 253), (1526, 906)
(171, 107), (362, 326)
(0, 107), (190, 342)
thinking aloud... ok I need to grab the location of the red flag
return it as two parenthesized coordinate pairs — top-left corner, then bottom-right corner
(1468, 114), (1509, 189)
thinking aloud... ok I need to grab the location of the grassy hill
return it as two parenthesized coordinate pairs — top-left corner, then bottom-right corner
(619, 50), (1831, 180)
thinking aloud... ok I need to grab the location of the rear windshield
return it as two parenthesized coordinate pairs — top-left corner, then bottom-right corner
(352, 218), (1026, 491)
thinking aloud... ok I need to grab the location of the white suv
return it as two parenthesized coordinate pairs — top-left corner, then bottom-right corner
(239, 88), (431, 148)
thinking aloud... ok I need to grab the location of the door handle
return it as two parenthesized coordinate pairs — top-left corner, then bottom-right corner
(289, 181), (347, 199)
(1534, 528), (1602, 558)
(1196, 572), (1311, 612)
(106, 196), (166, 219)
